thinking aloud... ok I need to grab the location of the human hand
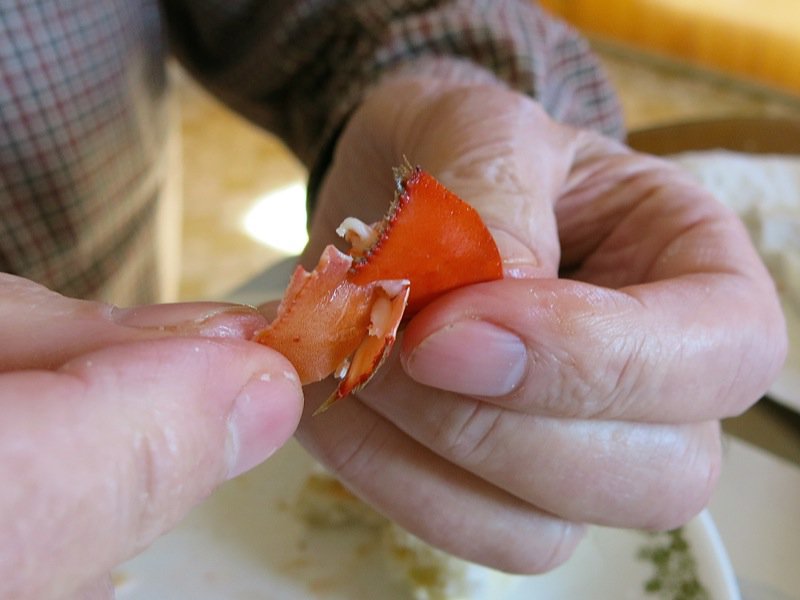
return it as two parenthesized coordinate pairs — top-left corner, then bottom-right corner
(0, 275), (303, 599)
(296, 74), (788, 573)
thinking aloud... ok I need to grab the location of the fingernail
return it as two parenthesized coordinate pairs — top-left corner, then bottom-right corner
(404, 321), (526, 397)
(226, 369), (303, 479)
(112, 303), (267, 338)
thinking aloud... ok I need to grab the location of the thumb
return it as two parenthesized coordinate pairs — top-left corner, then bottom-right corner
(0, 337), (303, 600)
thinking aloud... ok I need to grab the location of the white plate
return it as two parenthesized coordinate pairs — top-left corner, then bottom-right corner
(116, 439), (739, 600)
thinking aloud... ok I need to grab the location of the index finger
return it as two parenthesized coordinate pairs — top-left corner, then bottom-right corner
(0, 274), (268, 371)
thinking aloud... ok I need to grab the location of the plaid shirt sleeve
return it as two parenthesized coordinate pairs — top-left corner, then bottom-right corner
(164, 0), (624, 170)
(0, 0), (170, 304)
(1, 0), (622, 305)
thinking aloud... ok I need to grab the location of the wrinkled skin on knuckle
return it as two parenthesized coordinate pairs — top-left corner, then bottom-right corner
(429, 401), (507, 466)
(525, 325), (641, 420)
(322, 422), (391, 485)
(589, 328), (670, 421)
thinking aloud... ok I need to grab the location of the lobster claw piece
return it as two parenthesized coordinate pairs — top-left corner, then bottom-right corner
(252, 163), (502, 414)
(315, 277), (409, 415)
(347, 163), (503, 316)
(253, 245), (409, 414)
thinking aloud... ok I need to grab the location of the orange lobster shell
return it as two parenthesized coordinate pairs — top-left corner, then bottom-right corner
(253, 164), (502, 413)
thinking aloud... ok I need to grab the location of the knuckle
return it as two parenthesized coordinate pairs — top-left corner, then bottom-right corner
(531, 328), (651, 420)
(430, 401), (505, 466)
(591, 332), (650, 419)
(313, 415), (389, 484)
